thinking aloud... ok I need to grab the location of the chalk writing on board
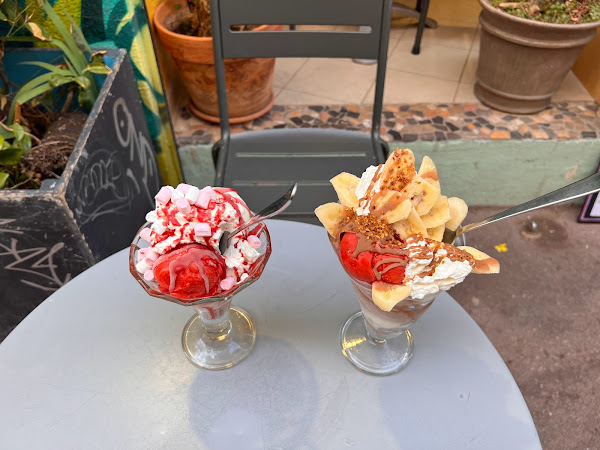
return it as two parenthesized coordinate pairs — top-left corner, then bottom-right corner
(0, 231), (71, 292)
(113, 97), (157, 207)
(73, 97), (158, 225)
(0, 218), (23, 235)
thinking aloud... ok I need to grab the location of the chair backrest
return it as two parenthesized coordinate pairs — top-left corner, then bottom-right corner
(211, 0), (393, 140)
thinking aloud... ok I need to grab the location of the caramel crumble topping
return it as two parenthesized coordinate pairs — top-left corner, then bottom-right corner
(341, 213), (401, 245)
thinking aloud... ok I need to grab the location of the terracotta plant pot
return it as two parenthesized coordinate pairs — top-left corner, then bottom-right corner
(476, 0), (600, 114)
(154, 0), (277, 123)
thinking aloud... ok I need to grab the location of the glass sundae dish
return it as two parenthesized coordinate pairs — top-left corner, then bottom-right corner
(316, 149), (499, 375)
(130, 184), (271, 370)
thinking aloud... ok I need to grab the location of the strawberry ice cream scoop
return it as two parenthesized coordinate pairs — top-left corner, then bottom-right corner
(153, 244), (226, 299)
(339, 232), (407, 284)
(134, 184), (265, 300)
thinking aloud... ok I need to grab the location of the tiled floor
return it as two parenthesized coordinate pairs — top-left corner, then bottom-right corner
(271, 25), (594, 106)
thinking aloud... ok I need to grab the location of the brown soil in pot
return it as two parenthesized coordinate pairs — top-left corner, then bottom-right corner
(3, 112), (87, 190)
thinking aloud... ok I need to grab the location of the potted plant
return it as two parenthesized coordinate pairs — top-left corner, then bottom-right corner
(153, 0), (279, 123)
(475, 0), (600, 113)
(0, 2), (161, 339)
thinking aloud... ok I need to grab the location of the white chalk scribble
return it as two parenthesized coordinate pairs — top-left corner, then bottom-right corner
(0, 236), (71, 292)
(73, 97), (157, 225)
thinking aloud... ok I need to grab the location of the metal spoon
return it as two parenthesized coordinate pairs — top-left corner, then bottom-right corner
(442, 171), (600, 244)
(218, 182), (298, 254)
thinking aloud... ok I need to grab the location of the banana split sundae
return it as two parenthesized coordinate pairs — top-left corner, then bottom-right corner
(316, 148), (499, 313)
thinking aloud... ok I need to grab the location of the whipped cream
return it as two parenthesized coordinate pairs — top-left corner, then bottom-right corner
(356, 165), (384, 216)
(403, 241), (472, 299)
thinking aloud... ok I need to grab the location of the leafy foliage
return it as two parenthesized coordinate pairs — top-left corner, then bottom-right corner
(490, 0), (600, 24)
(0, 0), (111, 189)
(175, 0), (256, 37)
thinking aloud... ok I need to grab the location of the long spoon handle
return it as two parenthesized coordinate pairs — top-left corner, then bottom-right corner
(457, 171), (600, 236)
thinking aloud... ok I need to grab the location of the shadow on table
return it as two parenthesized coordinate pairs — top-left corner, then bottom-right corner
(188, 335), (319, 449)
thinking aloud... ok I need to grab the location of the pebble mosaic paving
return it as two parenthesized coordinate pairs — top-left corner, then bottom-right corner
(174, 102), (600, 146)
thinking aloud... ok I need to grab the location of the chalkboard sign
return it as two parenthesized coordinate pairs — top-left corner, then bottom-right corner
(0, 49), (162, 340)
(579, 162), (600, 223)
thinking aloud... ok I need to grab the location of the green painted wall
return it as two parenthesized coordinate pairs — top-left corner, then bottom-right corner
(178, 140), (599, 206)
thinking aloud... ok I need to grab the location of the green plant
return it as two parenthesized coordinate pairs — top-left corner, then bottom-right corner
(0, 0), (48, 106)
(0, 0), (111, 189)
(8, 1), (111, 124)
(0, 121), (35, 188)
(175, 0), (256, 37)
(490, 0), (600, 24)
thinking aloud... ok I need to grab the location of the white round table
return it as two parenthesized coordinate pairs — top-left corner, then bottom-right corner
(0, 220), (541, 449)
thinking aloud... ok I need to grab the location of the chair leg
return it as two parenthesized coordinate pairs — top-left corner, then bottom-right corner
(392, 3), (437, 28)
(411, 0), (430, 55)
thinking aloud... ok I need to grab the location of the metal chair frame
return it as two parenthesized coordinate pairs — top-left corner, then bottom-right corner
(210, 0), (394, 221)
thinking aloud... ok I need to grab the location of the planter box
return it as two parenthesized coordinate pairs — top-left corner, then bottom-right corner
(1, 48), (162, 339)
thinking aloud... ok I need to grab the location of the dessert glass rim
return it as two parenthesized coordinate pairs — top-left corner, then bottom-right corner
(129, 221), (272, 306)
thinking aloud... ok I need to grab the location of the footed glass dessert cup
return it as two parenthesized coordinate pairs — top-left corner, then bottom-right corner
(129, 223), (271, 370)
(331, 234), (466, 376)
(329, 239), (434, 376)
(342, 276), (438, 376)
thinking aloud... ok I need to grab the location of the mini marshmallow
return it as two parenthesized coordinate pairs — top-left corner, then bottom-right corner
(185, 186), (201, 204)
(220, 277), (235, 291)
(155, 186), (172, 204)
(145, 210), (158, 222)
(176, 183), (191, 195)
(137, 247), (148, 262)
(176, 198), (191, 214)
(194, 223), (211, 237)
(145, 250), (159, 261)
(143, 270), (154, 281)
(136, 258), (153, 274)
(247, 235), (261, 249)
(171, 189), (184, 204)
(195, 188), (212, 209)
(152, 220), (168, 235)
(139, 228), (152, 242)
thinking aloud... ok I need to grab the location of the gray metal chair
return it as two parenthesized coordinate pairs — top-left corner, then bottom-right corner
(211, 0), (393, 222)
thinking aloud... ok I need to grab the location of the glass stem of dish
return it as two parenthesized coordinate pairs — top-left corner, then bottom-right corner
(364, 322), (387, 344)
(192, 298), (233, 339)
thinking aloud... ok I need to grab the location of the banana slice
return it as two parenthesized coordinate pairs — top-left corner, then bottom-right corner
(391, 207), (428, 240)
(458, 246), (500, 274)
(368, 190), (412, 223)
(446, 197), (468, 231)
(380, 148), (416, 191)
(330, 172), (360, 209)
(400, 175), (441, 216)
(315, 203), (351, 237)
(372, 281), (412, 311)
(427, 224), (445, 241)
(420, 195), (450, 229)
(418, 155), (441, 191)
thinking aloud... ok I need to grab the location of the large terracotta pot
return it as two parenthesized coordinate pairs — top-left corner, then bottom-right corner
(476, 0), (600, 114)
(154, 1), (277, 123)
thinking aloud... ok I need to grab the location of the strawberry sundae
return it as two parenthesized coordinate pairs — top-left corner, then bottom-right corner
(133, 184), (266, 301)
